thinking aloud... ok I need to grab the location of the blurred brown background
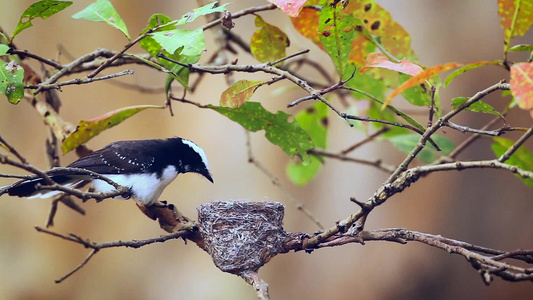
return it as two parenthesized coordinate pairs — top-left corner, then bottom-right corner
(1, 0), (532, 299)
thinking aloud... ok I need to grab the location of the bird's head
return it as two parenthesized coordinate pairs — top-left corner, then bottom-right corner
(175, 138), (213, 183)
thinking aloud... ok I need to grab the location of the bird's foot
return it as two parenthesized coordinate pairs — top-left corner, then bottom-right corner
(136, 200), (196, 233)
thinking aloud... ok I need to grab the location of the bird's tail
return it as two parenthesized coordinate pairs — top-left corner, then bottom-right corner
(2, 176), (88, 199)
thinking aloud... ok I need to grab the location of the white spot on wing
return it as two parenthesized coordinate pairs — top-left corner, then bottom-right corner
(182, 139), (209, 170)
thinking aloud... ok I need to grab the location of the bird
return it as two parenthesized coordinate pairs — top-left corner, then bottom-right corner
(2, 137), (213, 206)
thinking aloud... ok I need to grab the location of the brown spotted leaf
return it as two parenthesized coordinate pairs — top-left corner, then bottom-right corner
(510, 62), (533, 118)
(498, 0), (533, 46)
(220, 80), (264, 108)
(251, 16), (289, 63)
(384, 62), (463, 108)
(268, 0), (307, 17)
(291, 0), (415, 66)
(318, 2), (356, 78)
(360, 53), (423, 76)
(62, 105), (165, 154)
(345, 0), (415, 65)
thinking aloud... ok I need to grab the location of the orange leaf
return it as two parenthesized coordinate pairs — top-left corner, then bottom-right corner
(360, 53), (423, 76)
(510, 62), (533, 118)
(268, 0), (307, 17)
(290, 3), (321, 46)
(383, 62), (463, 109)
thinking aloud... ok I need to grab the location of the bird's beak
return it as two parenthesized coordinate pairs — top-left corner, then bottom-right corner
(204, 171), (214, 183)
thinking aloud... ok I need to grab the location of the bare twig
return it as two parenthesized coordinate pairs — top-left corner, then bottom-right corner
(293, 228), (533, 283)
(497, 126), (533, 163)
(54, 249), (98, 283)
(387, 81), (509, 184)
(27, 70), (134, 92)
(310, 149), (396, 173)
(35, 225), (193, 282)
(202, 4), (277, 31)
(340, 127), (390, 155)
(444, 121), (508, 136)
(0, 135), (27, 163)
(445, 115), (503, 160)
(9, 49), (63, 70)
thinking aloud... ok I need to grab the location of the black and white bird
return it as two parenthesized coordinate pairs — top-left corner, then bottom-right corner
(3, 137), (213, 206)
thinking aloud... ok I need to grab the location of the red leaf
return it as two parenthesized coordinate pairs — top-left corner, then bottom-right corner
(510, 62), (533, 118)
(268, 0), (307, 17)
(359, 53), (423, 76)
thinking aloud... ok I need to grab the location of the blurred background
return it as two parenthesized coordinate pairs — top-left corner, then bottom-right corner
(0, 0), (532, 299)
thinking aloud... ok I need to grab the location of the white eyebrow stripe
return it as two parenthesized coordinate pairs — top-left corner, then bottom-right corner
(182, 139), (209, 169)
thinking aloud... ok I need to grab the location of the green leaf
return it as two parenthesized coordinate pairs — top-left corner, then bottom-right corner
(61, 105), (165, 154)
(220, 80), (264, 108)
(508, 44), (533, 52)
(251, 16), (289, 63)
(11, 0), (73, 40)
(139, 14), (200, 88)
(451, 97), (504, 118)
(72, 0), (130, 39)
(287, 154), (322, 186)
(389, 134), (455, 163)
(151, 28), (205, 56)
(0, 44), (9, 56)
(319, 3), (356, 79)
(175, 1), (229, 26)
(0, 60), (25, 104)
(208, 102), (314, 163)
(444, 60), (500, 87)
(294, 101), (328, 148)
(491, 137), (533, 187)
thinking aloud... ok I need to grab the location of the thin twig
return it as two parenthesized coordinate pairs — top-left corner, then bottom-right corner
(0, 135), (27, 163)
(445, 115), (503, 160)
(27, 70), (134, 92)
(33, 49), (120, 94)
(202, 4), (277, 31)
(55, 249), (99, 283)
(9, 49), (63, 70)
(444, 121), (507, 136)
(340, 127), (390, 155)
(310, 149), (396, 173)
(498, 126), (533, 163)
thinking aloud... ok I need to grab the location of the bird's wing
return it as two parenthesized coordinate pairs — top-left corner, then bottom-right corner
(67, 140), (158, 174)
